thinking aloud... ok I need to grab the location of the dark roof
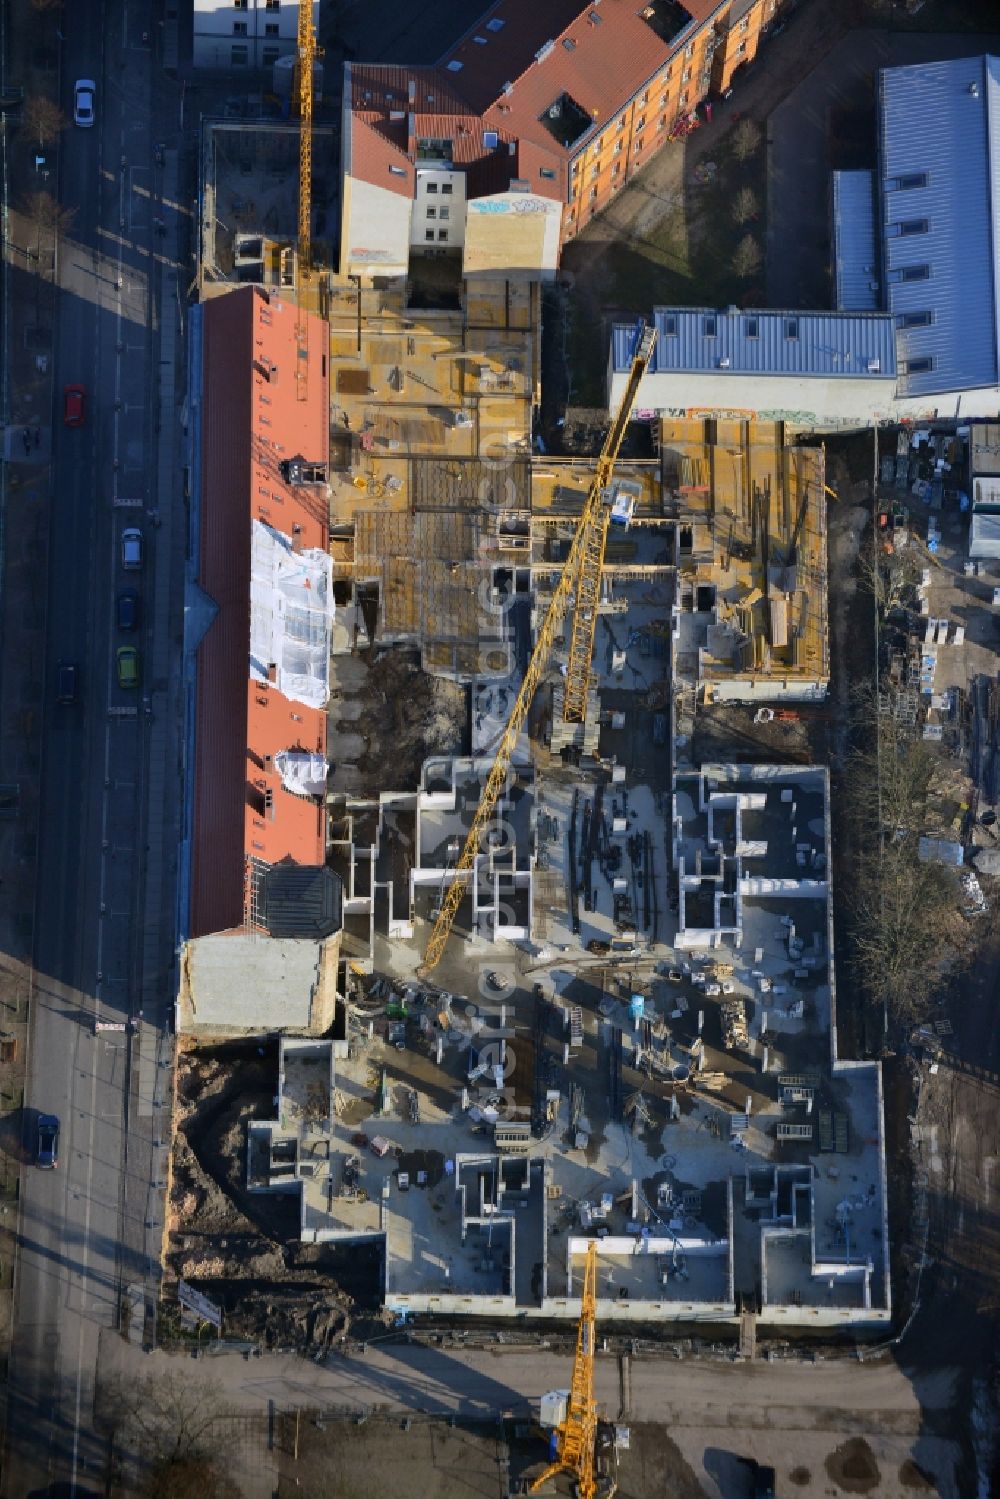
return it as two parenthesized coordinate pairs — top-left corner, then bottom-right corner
(261, 862), (344, 939)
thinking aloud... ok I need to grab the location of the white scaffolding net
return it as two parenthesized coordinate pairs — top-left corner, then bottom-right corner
(249, 519), (334, 709)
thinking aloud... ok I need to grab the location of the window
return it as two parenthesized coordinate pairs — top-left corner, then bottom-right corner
(447, 60), (463, 72)
(636, 116), (646, 131)
(263, 46), (279, 63)
(746, 317), (759, 338)
(894, 171), (928, 190)
(898, 218), (929, 236)
(266, 0), (280, 8)
(441, 182), (453, 194)
(680, 91), (689, 106)
(591, 164), (600, 179)
(591, 137), (604, 155)
(736, 41), (747, 55)
(231, 43), (248, 63)
(265, 23), (279, 36)
(483, 129), (499, 148)
(704, 315), (717, 337)
(617, 116), (626, 132)
(487, 16), (505, 29)
(897, 310), (932, 328)
(900, 264), (930, 282)
(233, 20), (248, 34)
(664, 314), (678, 336)
(614, 138), (624, 153)
(611, 161), (621, 176)
(540, 167), (556, 180)
(438, 229), (448, 241)
(660, 92), (669, 105)
(439, 206), (450, 220)
(425, 181), (438, 193)
(738, 13), (750, 29)
(563, 37), (576, 50)
(634, 139), (642, 153)
(905, 357), (934, 374)
(426, 206), (437, 218)
(663, 66), (673, 83)
(640, 91), (648, 104)
(389, 165), (407, 177)
(785, 318), (799, 339)
(658, 115), (667, 130)
(681, 69), (691, 84)
(233, 0), (247, 7)
(684, 42), (694, 58)
(589, 186), (598, 200)
(425, 230), (435, 241)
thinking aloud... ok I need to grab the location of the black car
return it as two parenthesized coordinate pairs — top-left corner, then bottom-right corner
(56, 662), (78, 704)
(36, 1114), (59, 1169)
(116, 589), (140, 632)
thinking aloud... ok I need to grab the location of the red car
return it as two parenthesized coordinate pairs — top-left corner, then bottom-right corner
(63, 384), (85, 426)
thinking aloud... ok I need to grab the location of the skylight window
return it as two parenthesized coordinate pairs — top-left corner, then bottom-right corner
(483, 130), (499, 148)
(486, 16), (505, 29)
(447, 60), (463, 71)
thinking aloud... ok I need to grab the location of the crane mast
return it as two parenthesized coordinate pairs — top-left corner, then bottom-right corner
(530, 1239), (601, 1499)
(295, 1), (317, 274)
(418, 321), (656, 974)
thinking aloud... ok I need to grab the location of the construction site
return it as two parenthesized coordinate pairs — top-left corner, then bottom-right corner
(167, 4), (895, 1393)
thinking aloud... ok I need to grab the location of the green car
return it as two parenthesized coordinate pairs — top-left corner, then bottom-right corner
(116, 645), (139, 689)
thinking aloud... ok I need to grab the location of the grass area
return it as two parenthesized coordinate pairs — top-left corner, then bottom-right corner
(562, 127), (766, 407)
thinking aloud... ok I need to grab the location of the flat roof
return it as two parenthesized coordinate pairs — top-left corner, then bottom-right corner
(611, 308), (897, 379)
(879, 54), (1000, 398)
(832, 171), (879, 313)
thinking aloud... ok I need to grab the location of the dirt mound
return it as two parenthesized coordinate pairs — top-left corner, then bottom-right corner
(825, 1437), (881, 1493)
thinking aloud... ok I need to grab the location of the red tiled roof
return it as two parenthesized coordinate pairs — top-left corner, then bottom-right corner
(470, 0), (723, 161)
(190, 287), (329, 939)
(345, 0), (723, 203)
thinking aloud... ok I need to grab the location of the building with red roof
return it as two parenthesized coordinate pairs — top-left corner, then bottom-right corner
(341, 0), (786, 280)
(187, 286), (340, 948)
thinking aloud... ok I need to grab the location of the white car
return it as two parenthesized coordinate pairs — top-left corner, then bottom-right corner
(74, 79), (95, 128)
(121, 527), (143, 569)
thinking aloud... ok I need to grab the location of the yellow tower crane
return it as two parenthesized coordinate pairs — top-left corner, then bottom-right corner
(530, 1240), (607, 1499)
(418, 321), (656, 974)
(293, 2), (321, 400)
(294, 1), (319, 275)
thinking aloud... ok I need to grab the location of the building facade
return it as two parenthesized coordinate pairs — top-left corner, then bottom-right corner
(192, 0), (317, 70)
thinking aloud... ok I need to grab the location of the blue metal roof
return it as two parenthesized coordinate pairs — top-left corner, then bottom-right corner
(610, 307), (896, 378)
(832, 171), (879, 312)
(880, 54), (1000, 399)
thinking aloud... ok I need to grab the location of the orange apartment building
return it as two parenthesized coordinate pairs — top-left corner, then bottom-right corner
(341, 0), (786, 280)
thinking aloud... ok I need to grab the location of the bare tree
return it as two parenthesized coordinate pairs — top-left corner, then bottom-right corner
(138, 1457), (242, 1499)
(732, 234), (762, 280)
(22, 189), (76, 240)
(22, 95), (66, 146)
(102, 1370), (238, 1494)
(731, 117), (762, 162)
(732, 185), (759, 225)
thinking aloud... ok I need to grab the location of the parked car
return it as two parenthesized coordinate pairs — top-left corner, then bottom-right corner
(36, 1114), (59, 1169)
(116, 589), (140, 632)
(56, 661), (78, 704)
(121, 528), (142, 569)
(116, 645), (138, 689)
(73, 79), (95, 128)
(63, 384), (85, 427)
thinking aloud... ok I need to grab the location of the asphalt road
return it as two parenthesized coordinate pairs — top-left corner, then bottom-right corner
(4, 4), (182, 1494)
